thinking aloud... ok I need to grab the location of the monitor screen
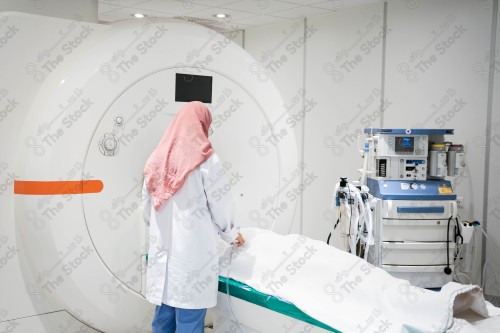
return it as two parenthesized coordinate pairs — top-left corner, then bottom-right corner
(175, 73), (213, 103)
(395, 136), (414, 153)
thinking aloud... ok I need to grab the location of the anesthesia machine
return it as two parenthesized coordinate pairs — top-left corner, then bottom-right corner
(332, 128), (472, 288)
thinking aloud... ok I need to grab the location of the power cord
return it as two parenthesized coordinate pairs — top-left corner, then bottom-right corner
(225, 243), (247, 333)
(453, 241), (472, 285)
(444, 216), (453, 275)
(477, 223), (496, 290)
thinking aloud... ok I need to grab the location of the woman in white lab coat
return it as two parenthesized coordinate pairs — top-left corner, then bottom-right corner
(142, 101), (245, 333)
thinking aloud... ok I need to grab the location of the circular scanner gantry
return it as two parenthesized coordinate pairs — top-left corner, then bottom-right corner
(13, 17), (299, 332)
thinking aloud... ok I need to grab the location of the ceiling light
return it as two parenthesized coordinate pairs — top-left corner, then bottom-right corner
(133, 13), (145, 18)
(213, 13), (229, 19)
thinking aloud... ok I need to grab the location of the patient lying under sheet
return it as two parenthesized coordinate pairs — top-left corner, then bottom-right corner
(220, 228), (500, 333)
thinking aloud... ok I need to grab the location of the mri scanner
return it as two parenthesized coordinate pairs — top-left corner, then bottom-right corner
(0, 12), (304, 333)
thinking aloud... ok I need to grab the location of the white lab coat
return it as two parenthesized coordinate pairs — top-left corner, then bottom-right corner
(142, 153), (239, 309)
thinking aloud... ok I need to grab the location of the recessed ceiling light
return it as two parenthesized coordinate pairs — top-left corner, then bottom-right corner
(213, 13), (229, 19)
(133, 13), (145, 18)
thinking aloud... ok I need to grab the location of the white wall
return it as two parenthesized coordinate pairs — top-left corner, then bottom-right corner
(244, 3), (385, 241)
(244, 18), (307, 235)
(244, 0), (499, 290)
(384, 0), (494, 285)
(303, 4), (385, 241)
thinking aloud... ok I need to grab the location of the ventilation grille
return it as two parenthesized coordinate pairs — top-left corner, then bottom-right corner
(174, 16), (238, 34)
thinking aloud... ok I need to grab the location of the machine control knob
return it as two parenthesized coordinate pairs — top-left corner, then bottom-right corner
(460, 162), (465, 167)
(410, 183), (418, 189)
(115, 115), (124, 126)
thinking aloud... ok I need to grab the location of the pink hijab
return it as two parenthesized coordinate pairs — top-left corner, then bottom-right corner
(144, 101), (214, 211)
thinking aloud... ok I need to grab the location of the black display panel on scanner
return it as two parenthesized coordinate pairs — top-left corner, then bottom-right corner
(175, 73), (213, 103)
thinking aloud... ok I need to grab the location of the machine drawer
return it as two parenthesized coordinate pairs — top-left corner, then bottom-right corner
(381, 200), (455, 219)
(381, 219), (453, 242)
(381, 241), (455, 266)
(381, 265), (453, 288)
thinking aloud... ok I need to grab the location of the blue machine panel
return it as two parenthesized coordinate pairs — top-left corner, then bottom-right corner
(367, 178), (457, 200)
(396, 206), (445, 213)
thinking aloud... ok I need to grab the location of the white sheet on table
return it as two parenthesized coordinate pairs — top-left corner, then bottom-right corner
(450, 307), (500, 332)
(220, 228), (500, 333)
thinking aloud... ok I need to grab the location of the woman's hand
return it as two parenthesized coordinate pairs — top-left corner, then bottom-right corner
(233, 233), (245, 247)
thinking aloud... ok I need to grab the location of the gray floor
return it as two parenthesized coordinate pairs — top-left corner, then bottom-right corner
(485, 294), (500, 307)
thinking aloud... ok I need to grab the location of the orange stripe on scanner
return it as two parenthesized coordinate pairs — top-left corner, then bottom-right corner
(14, 180), (103, 195)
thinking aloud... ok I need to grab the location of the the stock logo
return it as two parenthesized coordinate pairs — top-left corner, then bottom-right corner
(0, 26), (19, 49)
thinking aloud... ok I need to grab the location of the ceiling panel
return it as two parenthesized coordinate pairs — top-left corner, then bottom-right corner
(131, 0), (212, 16)
(99, 7), (177, 22)
(191, 0), (244, 6)
(181, 6), (257, 21)
(310, 0), (381, 10)
(234, 14), (291, 27)
(272, 5), (335, 19)
(98, 0), (149, 14)
(277, 0), (330, 4)
(220, 0), (300, 15)
(98, 0), (382, 30)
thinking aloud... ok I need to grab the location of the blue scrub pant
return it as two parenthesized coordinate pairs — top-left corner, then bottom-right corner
(152, 303), (207, 333)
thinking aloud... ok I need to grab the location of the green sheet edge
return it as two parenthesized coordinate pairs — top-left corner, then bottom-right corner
(218, 276), (341, 333)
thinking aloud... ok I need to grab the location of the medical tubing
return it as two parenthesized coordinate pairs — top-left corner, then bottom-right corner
(333, 181), (371, 256)
(345, 185), (355, 254)
(453, 244), (472, 284)
(356, 188), (367, 245)
(455, 218), (463, 244)
(363, 196), (373, 261)
(334, 180), (372, 255)
(478, 225), (496, 289)
(452, 221), (464, 270)
(454, 218), (463, 262)
(333, 183), (340, 217)
(455, 271), (472, 285)
(360, 151), (368, 186)
(366, 197), (374, 244)
(355, 200), (368, 257)
(341, 190), (351, 237)
(331, 183), (341, 245)
(226, 243), (247, 333)
(349, 199), (355, 254)
(349, 183), (368, 256)
(339, 189), (352, 252)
